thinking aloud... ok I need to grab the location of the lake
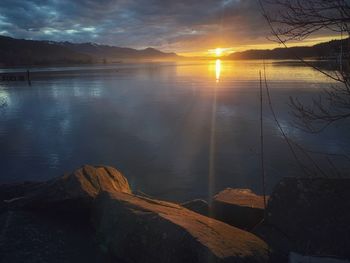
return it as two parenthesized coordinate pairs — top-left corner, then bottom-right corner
(0, 60), (349, 201)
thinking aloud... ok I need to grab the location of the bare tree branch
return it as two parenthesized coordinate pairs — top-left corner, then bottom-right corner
(259, 0), (350, 132)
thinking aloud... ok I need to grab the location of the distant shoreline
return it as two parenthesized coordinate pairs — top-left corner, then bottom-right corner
(0, 35), (346, 68)
(0, 59), (336, 74)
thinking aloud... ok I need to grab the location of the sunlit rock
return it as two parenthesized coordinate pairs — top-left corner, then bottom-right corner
(93, 191), (270, 263)
(5, 164), (131, 214)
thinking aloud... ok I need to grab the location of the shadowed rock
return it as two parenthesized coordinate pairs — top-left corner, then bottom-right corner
(0, 165), (131, 262)
(0, 182), (43, 212)
(212, 189), (266, 230)
(94, 191), (270, 263)
(181, 199), (209, 216)
(254, 177), (350, 261)
(0, 182), (43, 202)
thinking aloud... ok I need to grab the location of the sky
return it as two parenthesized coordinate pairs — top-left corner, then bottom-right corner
(0, 0), (340, 56)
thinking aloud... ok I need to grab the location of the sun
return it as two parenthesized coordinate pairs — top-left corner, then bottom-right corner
(215, 48), (223, 57)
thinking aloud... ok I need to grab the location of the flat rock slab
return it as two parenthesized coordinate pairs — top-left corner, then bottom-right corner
(214, 189), (266, 209)
(212, 189), (267, 230)
(94, 191), (270, 263)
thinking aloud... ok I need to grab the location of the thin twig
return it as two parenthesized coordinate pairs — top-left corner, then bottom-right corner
(262, 63), (314, 177)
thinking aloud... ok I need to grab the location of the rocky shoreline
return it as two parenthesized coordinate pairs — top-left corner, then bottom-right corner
(1, 165), (349, 263)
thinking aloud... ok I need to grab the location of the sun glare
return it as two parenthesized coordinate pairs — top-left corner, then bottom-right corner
(215, 59), (221, 82)
(215, 48), (222, 57)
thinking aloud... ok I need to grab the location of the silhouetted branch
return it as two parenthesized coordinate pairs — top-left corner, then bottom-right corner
(263, 0), (350, 41)
(262, 64), (315, 176)
(259, 0), (350, 132)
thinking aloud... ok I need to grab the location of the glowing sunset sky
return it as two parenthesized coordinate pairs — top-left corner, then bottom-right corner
(0, 0), (340, 56)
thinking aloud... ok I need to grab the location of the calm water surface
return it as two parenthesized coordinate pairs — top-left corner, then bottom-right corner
(0, 60), (349, 201)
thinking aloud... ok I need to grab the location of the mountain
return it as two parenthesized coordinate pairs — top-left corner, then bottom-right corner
(0, 35), (179, 66)
(0, 36), (93, 66)
(61, 42), (178, 61)
(227, 38), (349, 60)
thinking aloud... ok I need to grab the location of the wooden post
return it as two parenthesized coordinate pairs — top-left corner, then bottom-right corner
(27, 70), (31, 86)
(259, 70), (267, 216)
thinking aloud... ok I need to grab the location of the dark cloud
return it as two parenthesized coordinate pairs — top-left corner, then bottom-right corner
(0, 0), (323, 52)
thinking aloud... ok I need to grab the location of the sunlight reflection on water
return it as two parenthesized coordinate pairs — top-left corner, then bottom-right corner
(215, 59), (221, 82)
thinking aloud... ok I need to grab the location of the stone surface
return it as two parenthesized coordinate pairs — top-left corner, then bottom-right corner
(0, 165), (132, 262)
(6, 164), (131, 214)
(214, 189), (266, 209)
(253, 223), (291, 263)
(181, 199), (209, 216)
(94, 191), (270, 263)
(255, 177), (350, 260)
(212, 189), (266, 230)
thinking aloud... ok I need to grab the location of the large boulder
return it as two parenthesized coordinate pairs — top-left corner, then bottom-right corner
(0, 165), (131, 262)
(212, 189), (266, 230)
(5, 165), (131, 214)
(255, 177), (350, 261)
(93, 191), (270, 263)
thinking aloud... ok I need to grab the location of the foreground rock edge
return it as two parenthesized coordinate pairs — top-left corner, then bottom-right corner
(93, 190), (270, 263)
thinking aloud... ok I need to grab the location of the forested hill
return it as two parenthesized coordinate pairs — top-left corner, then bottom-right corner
(227, 38), (348, 60)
